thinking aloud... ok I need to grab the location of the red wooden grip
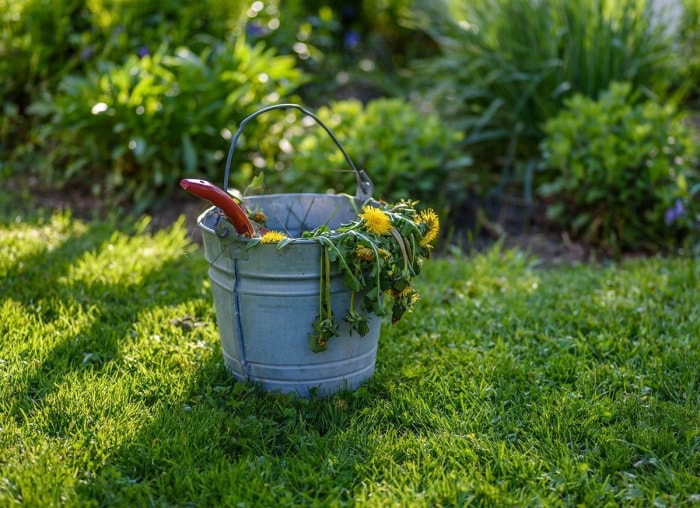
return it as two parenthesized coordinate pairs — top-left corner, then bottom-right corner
(180, 179), (255, 237)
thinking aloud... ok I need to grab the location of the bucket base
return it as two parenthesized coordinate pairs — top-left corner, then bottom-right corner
(222, 345), (378, 398)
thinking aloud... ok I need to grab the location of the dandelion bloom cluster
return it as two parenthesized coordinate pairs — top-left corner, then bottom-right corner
(260, 231), (287, 243)
(291, 199), (440, 348)
(416, 209), (440, 246)
(359, 206), (392, 235)
(355, 245), (375, 261)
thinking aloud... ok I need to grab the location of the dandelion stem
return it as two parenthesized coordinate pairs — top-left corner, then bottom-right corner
(324, 247), (332, 317)
(389, 228), (409, 271)
(318, 247), (324, 319)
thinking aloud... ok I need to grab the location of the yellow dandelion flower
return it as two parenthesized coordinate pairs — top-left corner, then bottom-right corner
(260, 231), (287, 243)
(387, 287), (420, 305)
(399, 287), (419, 302)
(359, 206), (392, 235)
(417, 209), (440, 246)
(355, 245), (374, 262)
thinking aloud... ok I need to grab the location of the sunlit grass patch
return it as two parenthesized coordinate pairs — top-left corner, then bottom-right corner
(1, 211), (699, 506)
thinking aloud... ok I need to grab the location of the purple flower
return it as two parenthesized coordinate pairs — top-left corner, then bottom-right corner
(246, 22), (267, 38)
(81, 46), (94, 61)
(665, 199), (685, 226)
(344, 30), (360, 50)
(137, 46), (150, 58)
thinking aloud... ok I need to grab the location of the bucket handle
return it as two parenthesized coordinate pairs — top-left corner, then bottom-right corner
(223, 103), (374, 201)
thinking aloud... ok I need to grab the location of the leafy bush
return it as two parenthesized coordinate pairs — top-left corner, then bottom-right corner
(31, 38), (306, 209)
(252, 98), (468, 210)
(539, 82), (699, 254)
(244, 0), (436, 102)
(412, 0), (686, 195)
(677, 0), (700, 108)
(0, 0), (246, 116)
(82, 0), (244, 57)
(0, 0), (249, 174)
(0, 0), (87, 110)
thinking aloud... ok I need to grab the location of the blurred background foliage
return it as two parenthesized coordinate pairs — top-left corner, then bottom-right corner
(1, 0), (699, 253)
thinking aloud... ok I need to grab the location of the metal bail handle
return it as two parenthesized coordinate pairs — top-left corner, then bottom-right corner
(223, 103), (374, 201)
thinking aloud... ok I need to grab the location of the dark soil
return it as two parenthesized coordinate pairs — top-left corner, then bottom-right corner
(6, 175), (595, 268)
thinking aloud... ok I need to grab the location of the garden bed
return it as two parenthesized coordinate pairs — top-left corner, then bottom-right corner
(8, 175), (592, 267)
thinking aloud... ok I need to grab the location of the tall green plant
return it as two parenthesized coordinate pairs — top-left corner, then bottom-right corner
(678, 0), (700, 108)
(0, 0), (248, 165)
(0, 0), (88, 110)
(412, 0), (684, 192)
(0, 0), (246, 106)
(244, 0), (436, 102)
(82, 0), (246, 61)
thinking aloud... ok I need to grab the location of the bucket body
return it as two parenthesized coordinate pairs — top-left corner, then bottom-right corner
(198, 193), (381, 397)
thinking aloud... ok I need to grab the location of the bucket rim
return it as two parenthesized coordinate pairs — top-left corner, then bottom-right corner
(243, 191), (366, 201)
(198, 192), (375, 243)
(197, 205), (352, 245)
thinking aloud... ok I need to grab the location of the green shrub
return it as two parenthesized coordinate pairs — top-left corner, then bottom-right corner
(244, 1), (436, 102)
(539, 82), (699, 254)
(0, 0), (248, 164)
(412, 0), (686, 195)
(0, 0), (246, 105)
(0, 0), (87, 110)
(83, 0), (244, 57)
(31, 38), (306, 209)
(255, 98), (469, 210)
(678, 0), (700, 108)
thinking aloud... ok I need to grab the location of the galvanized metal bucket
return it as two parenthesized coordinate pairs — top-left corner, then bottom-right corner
(198, 104), (380, 397)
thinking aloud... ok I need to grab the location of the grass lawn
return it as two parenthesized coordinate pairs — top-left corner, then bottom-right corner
(1, 207), (699, 506)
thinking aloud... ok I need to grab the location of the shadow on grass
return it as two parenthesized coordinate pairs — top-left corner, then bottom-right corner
(3, 214), (203, 426)
(2, 210), (376, 504)
(76, 358), (379, 505)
